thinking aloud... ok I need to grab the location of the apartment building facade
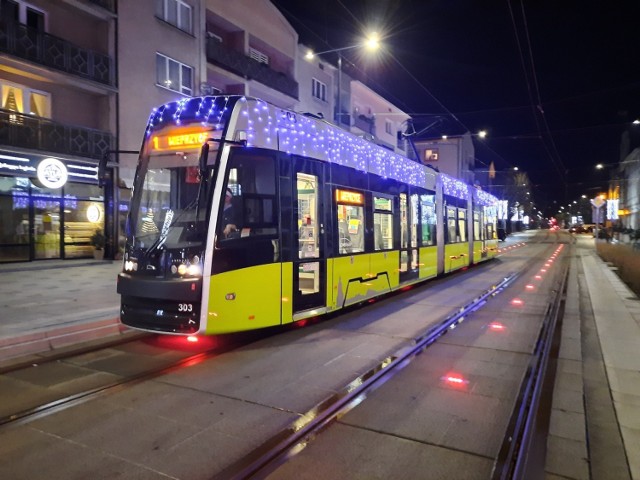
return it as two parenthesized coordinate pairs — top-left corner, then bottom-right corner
(0, 0), (117, 262)
(204, 0), (298, 109)
(0, 0), (415, 263)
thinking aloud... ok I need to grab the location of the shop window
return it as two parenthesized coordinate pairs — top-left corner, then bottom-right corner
(63, 199), (103, 258)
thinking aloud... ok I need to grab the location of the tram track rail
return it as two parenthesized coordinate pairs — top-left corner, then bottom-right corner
(0, 329), (270, 430)
(213, 238), (566, 480)
(215, 273), (520, 480)
(0, 331), (152, 376)
(492, 257), (570, 479)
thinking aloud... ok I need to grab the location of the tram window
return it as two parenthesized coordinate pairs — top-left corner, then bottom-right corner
(420, 194), (436, 246)
(399, 194), (408, 249)
(373, 195), (393, 251)
(298, 173), (319, 259)
(474, 212), (481, 240)
(373, 213), (393, 250)
(410, 194), (419, 249)
(337, 202), (364, 254)
(458, 209), (467, 242)
(446, 206), (457, 243)
(218, 150), (277, 241)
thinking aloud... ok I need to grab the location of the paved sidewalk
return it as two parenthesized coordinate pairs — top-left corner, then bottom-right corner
(0, 259), (125, 363)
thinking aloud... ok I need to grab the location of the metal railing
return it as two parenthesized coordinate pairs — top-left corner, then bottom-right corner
(205, 38), (298, 99)
(353, 113), (375, 135)
(0, 108), (114, 160)
(0, 20), (115, 86)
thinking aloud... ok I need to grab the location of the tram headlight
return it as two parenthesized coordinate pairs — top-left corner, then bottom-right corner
(124, 260), (138, 272)
(187, 264), (202, 276)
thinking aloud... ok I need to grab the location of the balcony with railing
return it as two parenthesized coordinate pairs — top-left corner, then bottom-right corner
(205, 38), (298, 100)
(0, 108), (114, 160)
(353, 113), (375, 135)
(0, 20), (115, 86)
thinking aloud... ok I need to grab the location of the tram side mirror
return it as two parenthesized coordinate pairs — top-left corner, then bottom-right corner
(198, 142), (209, 178)
(98, 152), (108, 187)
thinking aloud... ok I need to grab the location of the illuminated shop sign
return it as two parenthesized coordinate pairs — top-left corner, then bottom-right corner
(151, 131), (209, 151)
(37, 158), (68, 188)
(336, 189), (364, 205)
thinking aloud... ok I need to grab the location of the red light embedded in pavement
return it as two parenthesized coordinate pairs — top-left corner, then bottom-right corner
(186, 336), (198, 343)
(540, 269), (547, 273)
(489, 322), (506, 331)
(511, 298), (524, 306)
(441, 372), (469, 386)
(535, 275), (542, 280)
(400, 285), (413, 292)
(544, 263), (551, 267)
(526, 284), (535, 290)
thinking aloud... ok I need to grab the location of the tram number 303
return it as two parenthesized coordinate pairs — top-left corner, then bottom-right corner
(178, 303), (193, 312)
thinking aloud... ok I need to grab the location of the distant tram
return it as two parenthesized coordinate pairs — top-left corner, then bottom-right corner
(116, 95), (499, 335)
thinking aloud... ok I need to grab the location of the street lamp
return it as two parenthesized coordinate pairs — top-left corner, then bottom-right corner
(305, 32), (381, 127)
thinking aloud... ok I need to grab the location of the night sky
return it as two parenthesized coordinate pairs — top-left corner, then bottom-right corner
(271, 0), (640, 214)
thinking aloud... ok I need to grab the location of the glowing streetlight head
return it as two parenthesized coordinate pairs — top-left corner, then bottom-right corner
(633, 119), (640, 125)
(513, 166), (519, 171)
(305, 50), (314, 60)
(365, 32), (380, 51)
(478, 130), (487, 138)
(596, 163), (604, 169)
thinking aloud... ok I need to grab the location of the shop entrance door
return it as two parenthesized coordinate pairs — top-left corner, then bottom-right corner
(33, 198), (61, 259)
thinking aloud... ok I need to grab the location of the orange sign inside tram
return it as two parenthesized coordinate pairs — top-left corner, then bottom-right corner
(336, 189), (364, 205)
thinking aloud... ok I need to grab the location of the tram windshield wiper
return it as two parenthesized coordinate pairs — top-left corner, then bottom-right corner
(141, 198), (199, 257)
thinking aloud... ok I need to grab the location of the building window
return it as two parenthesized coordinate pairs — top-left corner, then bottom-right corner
(156, 53), (193, 96)
(385, 119), (393, 135)
(156, 0), (192, 34)
(424, 148), (439, 163)
(312, 78), (326, 102)
(249, 47), (269, 65)
(1, 80), (51, 118)
(1, 0), (47, 30)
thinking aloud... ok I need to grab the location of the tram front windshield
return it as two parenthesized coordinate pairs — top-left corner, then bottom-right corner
(130, 149), (214, 252)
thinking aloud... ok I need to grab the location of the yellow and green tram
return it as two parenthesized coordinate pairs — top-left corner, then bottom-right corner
(117, 96), (499, 335)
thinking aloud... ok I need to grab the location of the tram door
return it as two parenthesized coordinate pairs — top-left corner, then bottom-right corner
(399, 192), (419, 283)
(293, 159), (326, 312)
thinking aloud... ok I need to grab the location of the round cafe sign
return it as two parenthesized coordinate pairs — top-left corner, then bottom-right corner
(37, 158), (68, 189)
